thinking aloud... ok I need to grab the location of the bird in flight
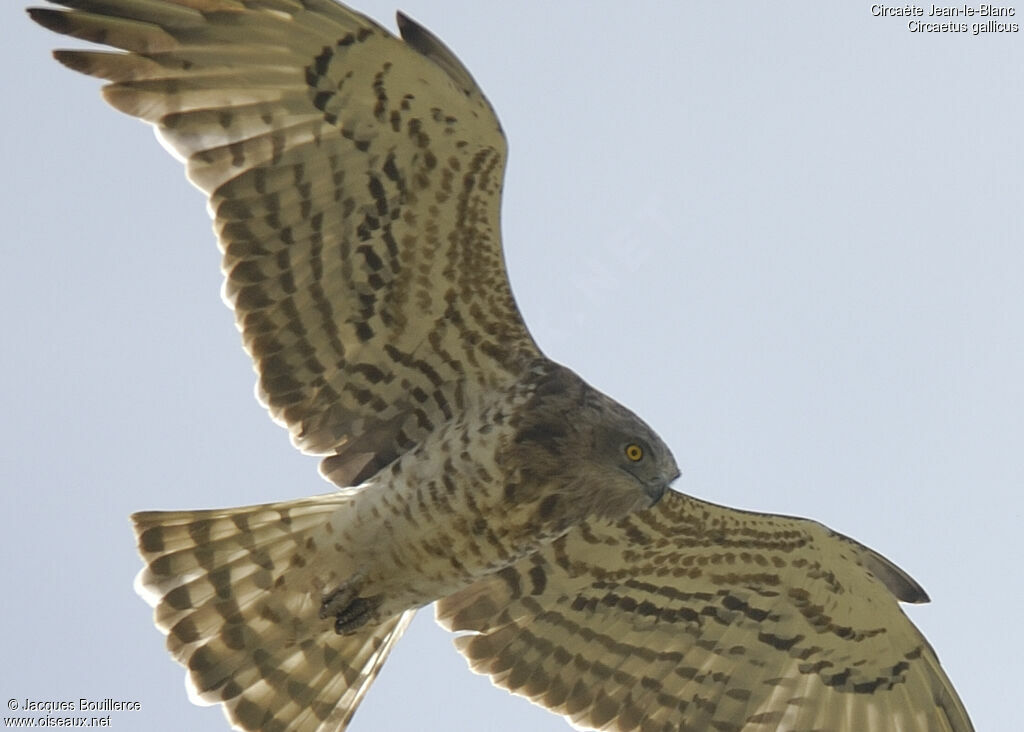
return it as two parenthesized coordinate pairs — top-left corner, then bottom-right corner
(29, 1), (973, 730)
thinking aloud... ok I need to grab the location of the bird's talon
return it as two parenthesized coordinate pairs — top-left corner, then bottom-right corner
(320, 574), (381, 634)
(331, 595), (381, 634)
(319, 580), (360, 620)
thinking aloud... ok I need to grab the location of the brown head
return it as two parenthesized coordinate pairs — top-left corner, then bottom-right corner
(507, 363), (680, 527)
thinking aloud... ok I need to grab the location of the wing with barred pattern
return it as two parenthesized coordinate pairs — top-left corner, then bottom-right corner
(438, 490), (973, 732)
(30, 0), (541, 488)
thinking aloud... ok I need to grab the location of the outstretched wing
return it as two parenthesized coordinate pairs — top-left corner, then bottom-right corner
(30, 0), (541, 486)
(437, 490), (973, 732)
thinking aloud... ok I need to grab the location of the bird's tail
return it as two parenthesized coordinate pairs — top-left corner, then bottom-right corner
(132, 493), (414, 732)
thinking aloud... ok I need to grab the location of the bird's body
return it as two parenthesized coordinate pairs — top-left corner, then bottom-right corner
(140, 360), (672, 638)
(30, 1), (973, 730)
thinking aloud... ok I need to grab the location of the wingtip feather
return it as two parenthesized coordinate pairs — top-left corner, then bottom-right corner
(28, 7), (70, 34)
(52, 48), (97, 75)
(395, 8), (481, 98)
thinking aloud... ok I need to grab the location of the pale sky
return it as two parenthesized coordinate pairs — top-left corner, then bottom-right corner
(3, 3), (1020, 731)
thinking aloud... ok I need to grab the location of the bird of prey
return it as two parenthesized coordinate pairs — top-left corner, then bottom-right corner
(29, 1), (973, 731)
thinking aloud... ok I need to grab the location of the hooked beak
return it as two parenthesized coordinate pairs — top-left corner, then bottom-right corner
(645, 469), (680, 506)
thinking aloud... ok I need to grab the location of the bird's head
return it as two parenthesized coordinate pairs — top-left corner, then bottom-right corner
(508, 364), (680, 526)
(586, 399), (680, 509)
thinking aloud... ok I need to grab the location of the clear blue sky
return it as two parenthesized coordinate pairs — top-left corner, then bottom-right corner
(4, 3), (1020, 730)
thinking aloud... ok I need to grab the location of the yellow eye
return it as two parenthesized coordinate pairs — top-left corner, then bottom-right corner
(625, 443), (644, 462)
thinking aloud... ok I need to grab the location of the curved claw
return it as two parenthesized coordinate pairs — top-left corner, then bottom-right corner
(320, 573), (383, 634)
(331, 595), (382, 634)
(319, 575), (363, 620)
